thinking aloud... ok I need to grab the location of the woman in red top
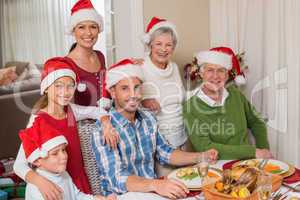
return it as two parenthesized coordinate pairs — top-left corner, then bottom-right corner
(65, 0), (110, 108)
(65, 0), (119, 152)
(65, 0), (142, 108)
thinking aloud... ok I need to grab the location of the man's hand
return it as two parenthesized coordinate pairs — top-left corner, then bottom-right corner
(151, 179), (189, 199)
(256, 149), (273, 159)
(101, 116), (119, 149)
(94, 194), (117, 200)
(141, 99), (161, 113)
(106, 194), (117, 200)
(203, 149), (219, 163)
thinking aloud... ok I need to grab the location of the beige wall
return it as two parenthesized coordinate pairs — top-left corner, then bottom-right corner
(143, 0), (210, 72)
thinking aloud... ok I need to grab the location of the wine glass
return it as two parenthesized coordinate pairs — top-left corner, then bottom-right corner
(196, 153), (210, 186)
(257, 172), (272, 200)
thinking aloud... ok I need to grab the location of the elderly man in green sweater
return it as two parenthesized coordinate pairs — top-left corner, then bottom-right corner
(183, 47), (273, 160)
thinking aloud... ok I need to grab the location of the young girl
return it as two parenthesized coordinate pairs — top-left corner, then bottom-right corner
(20, 117), (116, 200)
(14, 57), (116, 199)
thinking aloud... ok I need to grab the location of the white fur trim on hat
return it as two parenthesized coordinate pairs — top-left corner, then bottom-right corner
(234, 75), (246, 85)
(67, 9), (104, 34)
(40, 69), (76, 95)
(97, 97), (112, 110)
(197, 51), (232, 70)
(106, 65), (144, 90)
(27, 136), (68, 163)
(141, 21), (178, 45)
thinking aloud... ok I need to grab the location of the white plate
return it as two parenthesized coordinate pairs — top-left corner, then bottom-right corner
(238, 159), (290, 175)
(167, 167), (222, 190)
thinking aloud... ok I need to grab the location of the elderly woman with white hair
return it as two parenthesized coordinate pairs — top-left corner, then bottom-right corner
(183, 47), (273, 160)
(140, 17), (189, 176)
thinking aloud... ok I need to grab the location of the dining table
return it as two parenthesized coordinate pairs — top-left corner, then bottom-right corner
(117, 160), (300, 200)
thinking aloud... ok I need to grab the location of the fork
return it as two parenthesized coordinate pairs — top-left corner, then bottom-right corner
(282, 182), (300, 192)
(257, 159), (269, 170)
(272, 190), (288, 200)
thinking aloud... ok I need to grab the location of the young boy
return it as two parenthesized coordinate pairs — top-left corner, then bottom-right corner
(19, 116), (116, 200)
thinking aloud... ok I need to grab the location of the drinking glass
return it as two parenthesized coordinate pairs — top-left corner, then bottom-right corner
(257, 172), (272, 200)
(196, 153), (210, 186)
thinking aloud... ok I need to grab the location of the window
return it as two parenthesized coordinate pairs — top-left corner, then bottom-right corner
(93, 0), (144, 66)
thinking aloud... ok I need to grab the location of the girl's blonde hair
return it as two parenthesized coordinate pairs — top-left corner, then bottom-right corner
(32, 94), (48, 114)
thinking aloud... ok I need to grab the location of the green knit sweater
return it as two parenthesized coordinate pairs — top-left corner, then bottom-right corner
(183, 85), (270, 160)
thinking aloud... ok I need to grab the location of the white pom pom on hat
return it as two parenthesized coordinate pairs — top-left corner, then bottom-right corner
(234, 74), (246, 85)
(77, 82), (87, 92)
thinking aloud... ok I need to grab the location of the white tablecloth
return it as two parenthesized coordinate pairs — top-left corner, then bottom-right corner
(117, 160), (300, 200)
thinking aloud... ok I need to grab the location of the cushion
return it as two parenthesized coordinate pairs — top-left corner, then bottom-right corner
(0, 63), (41, 95)
(35, 64), (44, 72)
(0, 66), (18, 86)
(15, 62), (41, 82)
(0, 77), (40, 95)
(4, 61), (29, 76)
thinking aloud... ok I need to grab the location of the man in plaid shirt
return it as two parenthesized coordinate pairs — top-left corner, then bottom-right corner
(92, 59), (218, 199)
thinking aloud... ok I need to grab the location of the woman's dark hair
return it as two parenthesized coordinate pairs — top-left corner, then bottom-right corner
(69, 42), (77, 53)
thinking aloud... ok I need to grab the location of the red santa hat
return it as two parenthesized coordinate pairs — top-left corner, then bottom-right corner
(105, 59), (144, 90)
(67, 0), (104, 34)
(40, 57), (77, 95)
(142, 16), (178, 45)
(19, 117), (68, 163)
(40, 57), (84, 95)
(210, 46), (246, 85)
(196, 50), (232, 70)
(97, 71), (112, 109)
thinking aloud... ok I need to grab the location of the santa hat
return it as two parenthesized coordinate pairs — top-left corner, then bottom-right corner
(142, 16), (178, 45)
(41, 57), (78, 95)
(97, 71), (112, 109)
(210, 47), (246, 85)
(105, 59), (144, 90)
(19, 117), (68, 163)
(67, 0), (104, 34)
(196, 50), (232, 70)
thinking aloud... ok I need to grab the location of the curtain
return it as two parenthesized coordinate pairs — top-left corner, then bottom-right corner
(210, 0), (300, 167)
(0, 0), (76, 65)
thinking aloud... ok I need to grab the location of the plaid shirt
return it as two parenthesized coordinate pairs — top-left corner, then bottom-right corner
(92, 108), (175, 195)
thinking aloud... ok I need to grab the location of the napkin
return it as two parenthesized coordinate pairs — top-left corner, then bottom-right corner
(222, 160), (240, 170)
(186, 190), (202, 197)
(284, 167), (300, 184)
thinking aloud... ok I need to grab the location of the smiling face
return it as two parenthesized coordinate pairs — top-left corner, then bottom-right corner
(149, 32), (175, 68)
(200, 63), (228, 92)
(34, 143), (68, 174)
(46, 76), (76, 107)
(110, 77), (143, 113)
(73, 20), (99, 49)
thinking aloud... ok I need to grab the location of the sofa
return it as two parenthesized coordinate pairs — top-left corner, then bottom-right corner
(0, 61), (42, 159)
